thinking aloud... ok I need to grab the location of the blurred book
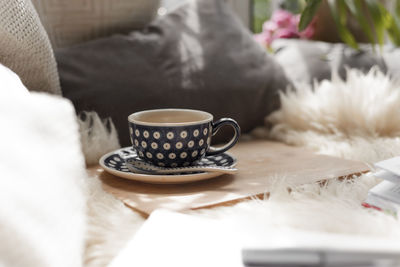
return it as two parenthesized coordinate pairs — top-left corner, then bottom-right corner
(363, 157), (400, 216)
(109, 210), (400, 267)
(242, 247), (400, 267)
(375, 157), (400, 177)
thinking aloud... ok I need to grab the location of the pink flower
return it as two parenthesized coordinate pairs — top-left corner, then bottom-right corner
(299, 17), (317, 39)
(254, 9), (316, 50)
(254, 32), (273, 47)
(291, 14), (300, 27)
(262, 21), (278, 33)
(270, 9), (293, 28)
(275, 28), (299, 39)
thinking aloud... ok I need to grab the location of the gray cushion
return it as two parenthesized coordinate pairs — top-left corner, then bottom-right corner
(272, 39), (387, 84)
(56, 0), (289, 147)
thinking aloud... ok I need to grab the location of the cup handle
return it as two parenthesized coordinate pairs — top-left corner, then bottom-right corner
(206, 118), (240, 156)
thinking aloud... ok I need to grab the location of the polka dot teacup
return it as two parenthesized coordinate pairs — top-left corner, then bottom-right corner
(128, 109), (240, 168)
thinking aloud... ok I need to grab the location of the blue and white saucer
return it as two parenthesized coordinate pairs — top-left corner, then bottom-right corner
(99, 147), (237, 184)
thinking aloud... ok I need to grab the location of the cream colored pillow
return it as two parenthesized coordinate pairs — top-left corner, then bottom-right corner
(32, 0), (160, 48)
(0, 0), (61, 94)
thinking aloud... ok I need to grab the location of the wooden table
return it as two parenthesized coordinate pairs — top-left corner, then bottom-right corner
(88, 140), (369, 216)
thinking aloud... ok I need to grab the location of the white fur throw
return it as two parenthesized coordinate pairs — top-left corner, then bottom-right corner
(2, 62), (400, 267)
(265, 68), (400, 163)
(0, 64), (86, 267)
(86, 68), (400, 266)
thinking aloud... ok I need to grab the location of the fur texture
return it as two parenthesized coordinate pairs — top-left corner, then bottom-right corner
(78, 111), (120, 166)
(84, 177), (145, 267)
(0, 64), (86, 267)
(83, 68), (400, 265)
(265, 68), (400, 162)
(76, 112), (138, 267)
(193, 174), (400, 241)
(269, 68), (400, 138)
(189, 68), (400, 249)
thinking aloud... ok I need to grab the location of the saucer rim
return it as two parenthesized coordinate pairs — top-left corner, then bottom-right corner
(99, 147), (237, 184)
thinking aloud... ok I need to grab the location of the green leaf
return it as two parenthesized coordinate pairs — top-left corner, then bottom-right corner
(299, 0), (322, 31)
(346, 0), (376, 46)
(328, 0), (359, 49)
(385, 9), (400, 46)
(365, 0), (388, 47)
(365, 1), (400, 47)
(393, 2), (400, 45)
(396, 1), (400, 18)
(336, 0), (348, 25)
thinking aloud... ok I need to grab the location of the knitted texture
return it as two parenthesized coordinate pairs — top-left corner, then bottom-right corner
(0, 0), (61, 94)
(31, 0), (160, 48)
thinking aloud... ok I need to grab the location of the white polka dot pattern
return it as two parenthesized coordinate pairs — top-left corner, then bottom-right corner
(103, 147), (236, 174)
(151, 142), (158, 149)
(129, 122), (213, 167)
(163, 143), (171, 150)
(167, 132), (174, 139)
(141, 141), (147, 148)
(153, 132), (160, 139)
(180, 131), (188, 138)
(176, 142), (183, 149)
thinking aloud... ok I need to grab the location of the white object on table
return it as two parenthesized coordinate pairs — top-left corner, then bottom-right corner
(373, 169), (400, 185)
(108, 209), (400, 267)
(375, 157), (400, 178)
(108, 209), (243, 267)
